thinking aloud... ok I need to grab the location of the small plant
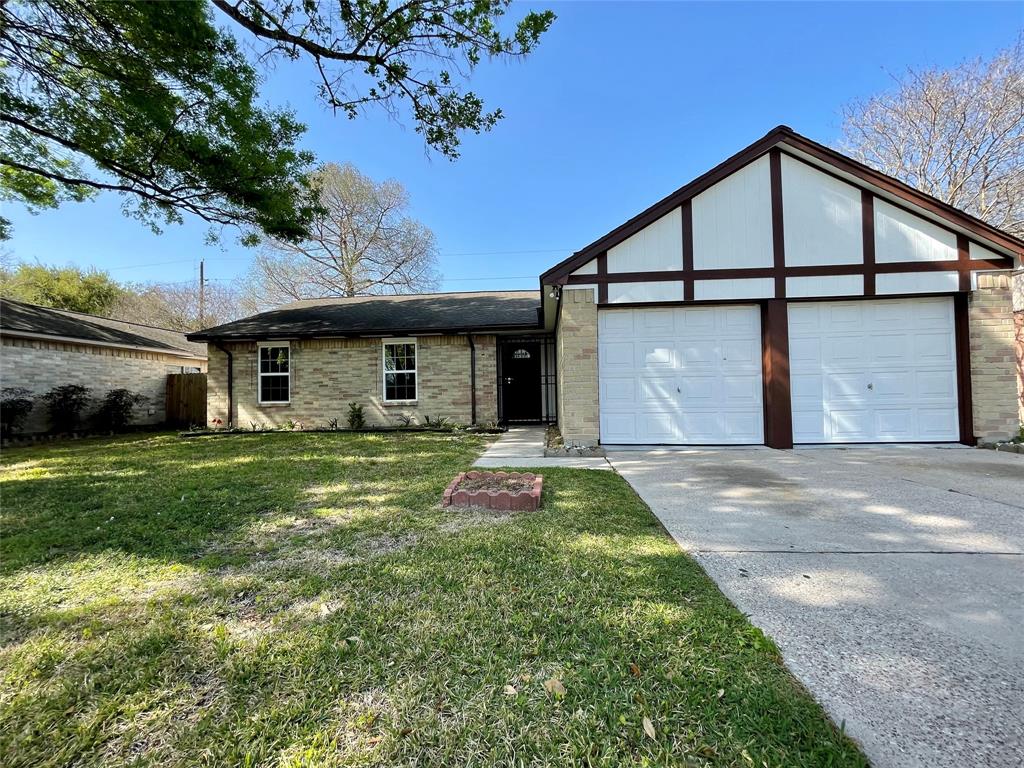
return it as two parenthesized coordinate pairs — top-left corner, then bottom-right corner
(327, 417), (339, 431)
(395, 414), (414, 428)
(94, 389), (145, 432)
(283, 419), (304, 431)
(211, 417), (224, 430)
(1, 387), (35, 438)
(249, 421), (263, 432)
(41, 384), (91, 434)
(431, 416), (450, 429)
(347, 402), (366, 430)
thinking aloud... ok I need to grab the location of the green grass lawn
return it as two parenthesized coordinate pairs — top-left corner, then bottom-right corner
(0, 432), (865, 767)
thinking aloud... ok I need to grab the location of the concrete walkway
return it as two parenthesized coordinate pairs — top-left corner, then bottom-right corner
(607, 445), (1024, 768)
(473, 426), (612, 469)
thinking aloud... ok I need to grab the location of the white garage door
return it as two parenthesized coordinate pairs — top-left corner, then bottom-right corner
(598, 305), (764, 444)
(788, 297), (959, 443)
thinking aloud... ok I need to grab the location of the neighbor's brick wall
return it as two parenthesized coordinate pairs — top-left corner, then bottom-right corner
(556, 288), (599, 446)
(0, 336), (207, 433)
(969, 273), (1020, 440)
(207, 334), (497, 429)
(1015, 270), (1024, 430)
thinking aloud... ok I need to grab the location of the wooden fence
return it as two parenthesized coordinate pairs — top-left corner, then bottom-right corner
(166, 373), (207, 428)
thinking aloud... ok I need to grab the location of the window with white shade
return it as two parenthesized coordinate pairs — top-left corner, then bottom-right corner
(383, 340), (417, 401)
(258, 343), (290, 404)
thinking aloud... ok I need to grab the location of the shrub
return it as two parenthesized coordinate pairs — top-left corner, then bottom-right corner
(94, 389), (145, 432)
(346, 402), (366, 430)
(395, 414), (414, 428)
(327, 417), (339, 431)
(0, 388), (35, 438)
(41, 384), (91, 433)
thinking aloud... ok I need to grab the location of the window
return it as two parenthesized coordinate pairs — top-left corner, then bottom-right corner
(383, 340), (417, 402)
(258, 343), (290, 404)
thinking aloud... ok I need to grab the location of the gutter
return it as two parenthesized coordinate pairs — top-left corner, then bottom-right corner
(213, 342), (234, 428)
(466, 333), (477, 426)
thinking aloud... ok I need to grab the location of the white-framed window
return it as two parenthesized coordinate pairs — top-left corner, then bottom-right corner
(383, 339), (417, 402)
(258, 342), (290, 404)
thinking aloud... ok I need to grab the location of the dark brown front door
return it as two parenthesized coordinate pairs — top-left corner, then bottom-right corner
(501, 342), (542, 422)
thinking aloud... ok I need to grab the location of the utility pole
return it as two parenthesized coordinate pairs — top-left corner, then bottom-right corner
(198, 259), (205, 328)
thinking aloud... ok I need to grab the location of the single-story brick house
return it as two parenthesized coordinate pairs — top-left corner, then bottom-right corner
(190, 126), (1024, 447)
(1, 298), (207, 433)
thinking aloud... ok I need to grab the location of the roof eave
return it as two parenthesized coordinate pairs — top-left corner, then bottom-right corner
(188, 321), (544, 343)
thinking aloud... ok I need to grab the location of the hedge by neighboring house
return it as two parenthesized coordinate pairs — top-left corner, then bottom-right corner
(0, 298), (208, 435)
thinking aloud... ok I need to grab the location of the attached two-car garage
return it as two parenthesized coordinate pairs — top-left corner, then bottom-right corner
(598, 297), (959, 445)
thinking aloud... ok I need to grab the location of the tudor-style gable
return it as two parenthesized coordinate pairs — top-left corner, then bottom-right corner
(543, 126), (1020, 305)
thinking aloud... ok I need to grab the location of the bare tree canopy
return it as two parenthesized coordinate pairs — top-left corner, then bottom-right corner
(244, 163), (441, 309)
(110, 281), (248, 332)
(839, 36), (1024, 237)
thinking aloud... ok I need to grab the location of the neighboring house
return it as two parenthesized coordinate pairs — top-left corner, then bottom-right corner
(191, 126), (1024, 447)
(1, 298), (208, 433)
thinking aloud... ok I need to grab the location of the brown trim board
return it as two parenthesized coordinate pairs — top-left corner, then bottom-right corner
(769, 149), (786, 298)
(681, 200), (694, 301)
(596, 252), (608, 304)
(953, 292), (975, 444)
(861, 190), (876, 296)
(761, 299), (793, 449)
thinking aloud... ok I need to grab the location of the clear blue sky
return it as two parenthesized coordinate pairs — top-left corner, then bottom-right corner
(3, 1), (1021, 293)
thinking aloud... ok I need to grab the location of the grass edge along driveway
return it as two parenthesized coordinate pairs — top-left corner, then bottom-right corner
(0, 432), (866, 767)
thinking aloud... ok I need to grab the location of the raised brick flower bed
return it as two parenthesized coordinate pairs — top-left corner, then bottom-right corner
(442, 471), (543, 511)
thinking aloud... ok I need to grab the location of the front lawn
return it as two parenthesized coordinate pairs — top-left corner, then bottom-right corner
(0, 432), (865, 767)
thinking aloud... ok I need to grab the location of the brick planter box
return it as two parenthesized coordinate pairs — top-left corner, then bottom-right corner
(442, 471), (543, 511)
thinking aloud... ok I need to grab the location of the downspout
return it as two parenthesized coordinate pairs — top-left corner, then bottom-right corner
(467, 333), (477, 425)
(213, 342), (234, 428)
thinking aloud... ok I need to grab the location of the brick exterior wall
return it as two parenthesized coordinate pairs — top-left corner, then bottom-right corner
(969, 273), (1021, 441)
(555, 288), (599, 446)
(1, 336), (207, 434)
(206, 334), (497, 429)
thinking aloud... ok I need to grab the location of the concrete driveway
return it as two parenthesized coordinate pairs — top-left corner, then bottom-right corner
(607, 446), (1024, 768)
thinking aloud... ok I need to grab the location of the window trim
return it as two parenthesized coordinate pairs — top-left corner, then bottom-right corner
(257, 341), (291, 406)
(382, 338), (418, 403)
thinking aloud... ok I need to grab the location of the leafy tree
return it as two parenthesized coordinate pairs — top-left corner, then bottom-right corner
(0, 0), (554, 239)
(243, 162), (440, 310)
(0, 263), (126, 314)
(839, 36), (1024, 237)
(0, 0), (317, 241)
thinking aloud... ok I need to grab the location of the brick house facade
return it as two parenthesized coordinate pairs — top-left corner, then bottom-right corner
(1, 299), (207, 434)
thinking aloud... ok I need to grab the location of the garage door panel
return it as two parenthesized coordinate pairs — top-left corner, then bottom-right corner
(599, 311), (634, 337)
(599, 305), (764, 444)
(639, 377), (677, 404)
(789, 298), (958, 443)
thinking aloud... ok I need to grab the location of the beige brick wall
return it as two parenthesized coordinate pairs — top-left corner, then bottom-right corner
(969, 273), (1021, 440)
(207, 334), (497, 429)
(1, 336), (207, 433)
(556, 288), (599, 446)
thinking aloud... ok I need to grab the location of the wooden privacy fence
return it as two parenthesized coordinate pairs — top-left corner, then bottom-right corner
(166, 373), (207, 428)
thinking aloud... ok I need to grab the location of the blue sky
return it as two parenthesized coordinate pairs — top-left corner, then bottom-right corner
(3, 1), (1021, 293)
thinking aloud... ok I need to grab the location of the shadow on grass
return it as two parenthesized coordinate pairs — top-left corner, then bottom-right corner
(2, 447), (866, 767)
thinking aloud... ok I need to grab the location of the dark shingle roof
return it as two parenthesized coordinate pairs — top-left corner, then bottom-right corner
(0, 298), (207, 357)
(188, 290), (542, 341)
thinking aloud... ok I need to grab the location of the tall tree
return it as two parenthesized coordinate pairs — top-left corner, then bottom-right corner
(245, 163), (440, 309)
(0, 0), (554, 239)
(839, 36), (1024, 237)
(0, 263), (126, 314)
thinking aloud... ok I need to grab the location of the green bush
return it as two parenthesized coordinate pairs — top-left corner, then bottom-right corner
(346, 402), (366, 430)
(94, 389), (145, 432)
(41, 384), (91, 433)
(0, 387), (35, 437)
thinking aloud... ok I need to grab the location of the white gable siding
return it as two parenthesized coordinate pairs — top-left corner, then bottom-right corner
(607, 281), (684, 303)
(969, 241), (1008, 264)
(606, 208), (682, 273)
(693, 278), (775, 301)
(571, 261), (597, 276)
(692, 155), (773, 270)
(786, 275), (864, 298)
(876, 271), (960, 295)
(875, 199), (957, 263)
(781, 155), (863, 267)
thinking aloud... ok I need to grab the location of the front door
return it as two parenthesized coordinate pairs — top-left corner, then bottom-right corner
(501, 342), (542, 422)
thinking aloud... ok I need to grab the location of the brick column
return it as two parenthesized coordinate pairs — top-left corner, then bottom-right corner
(969, 273), (1020, 441)
(556, 288), (599, 446)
